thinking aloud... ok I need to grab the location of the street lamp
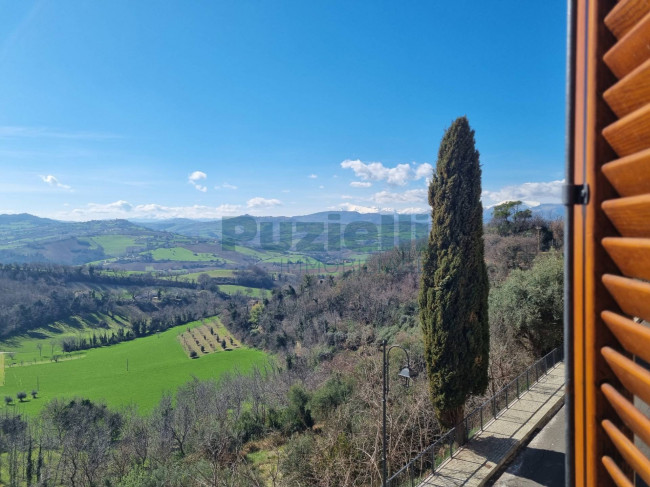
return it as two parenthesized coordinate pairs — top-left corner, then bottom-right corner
(381, 340), (416, 487)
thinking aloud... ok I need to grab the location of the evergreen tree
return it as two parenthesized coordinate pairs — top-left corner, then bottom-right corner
(419, 116), (489, 430)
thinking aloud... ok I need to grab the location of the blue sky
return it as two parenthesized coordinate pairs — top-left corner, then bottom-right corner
(0, 1), (567, 221)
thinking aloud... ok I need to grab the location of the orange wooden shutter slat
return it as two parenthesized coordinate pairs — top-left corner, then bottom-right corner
(603, 58), (650, 118)
(602, 310), (650, 364)
(602, 148), (650, 197)
(602, 383), (650, 447)
(603, 455), (635, 487)
(602, 103), (650, 157)
(605, 0), (650, 39)
(602, 238), (650, 281)
(604, 10), (650, 78)
(603, 274), (650, 321)
(602, 194), (650, 237)
(602, 346), (650, 406)
(602, 419), (650, 485)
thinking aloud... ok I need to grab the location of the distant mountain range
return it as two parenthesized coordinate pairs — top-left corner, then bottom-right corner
(0, 206), (564, 266)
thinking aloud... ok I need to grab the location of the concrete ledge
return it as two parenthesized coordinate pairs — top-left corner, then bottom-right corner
(417, 363), (565, 487)
(479, 384), (565, 486)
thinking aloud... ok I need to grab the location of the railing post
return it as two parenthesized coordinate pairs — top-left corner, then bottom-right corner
(480, 405), (483, 431)
(505, 386), (508, 408)
(492, 395), (496, 418)
(516, 376), (519, 398)
(526, 369), (529, 390)
(465, 417), (469, 443)
(544, 357), (548, 375)
(449, 433), (453, 458)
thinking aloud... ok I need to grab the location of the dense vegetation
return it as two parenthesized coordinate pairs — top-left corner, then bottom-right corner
(0, 206), (564, 485)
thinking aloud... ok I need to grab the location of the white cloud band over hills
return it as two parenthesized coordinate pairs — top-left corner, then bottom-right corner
(63, 201), (243, 220)
(482, 179), (564, 207)
(341, 160), (433, 186)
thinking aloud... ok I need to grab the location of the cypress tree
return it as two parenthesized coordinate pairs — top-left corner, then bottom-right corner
(419, 116), (489, 431)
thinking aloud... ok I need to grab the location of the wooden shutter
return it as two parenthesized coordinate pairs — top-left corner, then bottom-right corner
(570, 0), (650, 485)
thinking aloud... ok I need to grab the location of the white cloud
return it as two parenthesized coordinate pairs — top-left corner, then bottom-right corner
(319, 185), (325, 189)
(331, 203), (382, 214)
(83, 200), (133, 214)
(188, 171), (207, 192)
(414, 163), (433, 179)
(40, 175), (71, 190)
(247, 197), (282, 209)
(372, 189), (427, 204)
(482, 179), (565, 207)
(350, 181), (372, 188)
(398, 207), (429, 214)
(341, 160), (431, 186)
(63, 200), (242, 220)
(309, 174), (318, 179)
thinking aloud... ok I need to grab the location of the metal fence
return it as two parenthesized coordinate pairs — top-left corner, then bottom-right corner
(387, 347), (564, 487)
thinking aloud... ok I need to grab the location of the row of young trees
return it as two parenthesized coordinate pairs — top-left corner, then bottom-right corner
(0, 264), (225, 343)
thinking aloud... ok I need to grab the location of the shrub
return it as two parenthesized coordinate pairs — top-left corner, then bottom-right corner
(311, 375), (353, 421)
(236, 411), (265, 442)
(489, 251), (564, 355)
(283, 384), (313, 434)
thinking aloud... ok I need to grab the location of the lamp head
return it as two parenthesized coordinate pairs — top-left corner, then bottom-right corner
(398, 366), (417, 386)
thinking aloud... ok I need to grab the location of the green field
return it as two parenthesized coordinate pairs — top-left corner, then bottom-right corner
(1, 317), (268, 415)
(231, 246), (276, 259)
(87, 235), (145, 256)
(219, 285), (271, 298)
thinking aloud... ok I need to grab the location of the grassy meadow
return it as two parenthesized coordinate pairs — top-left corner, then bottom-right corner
(219, 285), (271, 298)
(0, 317), (269, 416)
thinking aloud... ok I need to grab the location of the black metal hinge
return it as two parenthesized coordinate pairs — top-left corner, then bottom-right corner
(562, 184), (590, 206)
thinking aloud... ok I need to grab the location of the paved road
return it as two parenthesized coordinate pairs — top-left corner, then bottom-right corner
(491, 406), (566, 487)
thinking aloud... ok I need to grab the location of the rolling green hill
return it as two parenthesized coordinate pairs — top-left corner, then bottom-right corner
(1, 316), (269, 415)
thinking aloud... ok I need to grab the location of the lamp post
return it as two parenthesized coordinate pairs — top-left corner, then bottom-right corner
(381, 340), (415, 487)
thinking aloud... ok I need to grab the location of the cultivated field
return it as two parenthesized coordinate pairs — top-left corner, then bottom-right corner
(177, 321), (242, 357)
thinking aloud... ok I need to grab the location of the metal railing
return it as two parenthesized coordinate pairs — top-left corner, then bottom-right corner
(387, 347), (564, 487)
